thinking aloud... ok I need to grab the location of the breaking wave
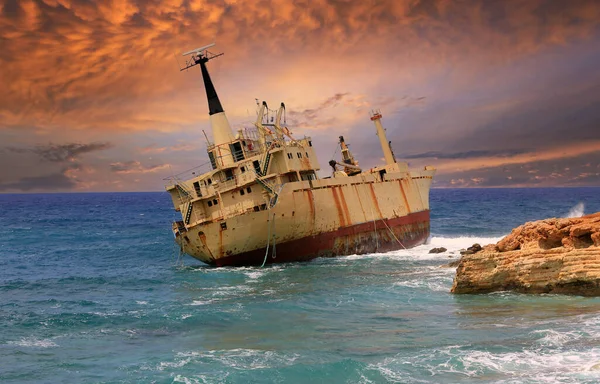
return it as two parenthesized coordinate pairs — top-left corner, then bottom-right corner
(565, 202), (585, 218)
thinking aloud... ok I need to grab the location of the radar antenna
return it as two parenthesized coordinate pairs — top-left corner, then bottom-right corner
(180, 42), (223, 71)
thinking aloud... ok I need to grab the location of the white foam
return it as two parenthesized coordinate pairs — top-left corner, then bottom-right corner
(324, 235), (504, 264)
(190, 299), (218, 306)
(565, 202), (585, 218)
(426, 235), (503, 252)
(533, 329), (582, 347)
(245, 271), (264, 280)
(173, 348), (299, 370)
(370, 345), (600, 382)
(8, 337), (58, 348)
(136, 300), (148, 305)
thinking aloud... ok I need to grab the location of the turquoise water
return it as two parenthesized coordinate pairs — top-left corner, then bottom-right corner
(1, 188), (600, 383)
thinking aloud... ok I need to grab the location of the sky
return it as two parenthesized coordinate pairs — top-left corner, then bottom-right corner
(0, 0), (599, 192)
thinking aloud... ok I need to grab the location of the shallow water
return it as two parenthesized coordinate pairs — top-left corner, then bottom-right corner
(1, 188), (600, 383)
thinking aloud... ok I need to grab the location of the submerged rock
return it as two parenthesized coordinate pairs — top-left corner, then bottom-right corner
(429, 247), (447, 254)
(452, 212), (600, 296)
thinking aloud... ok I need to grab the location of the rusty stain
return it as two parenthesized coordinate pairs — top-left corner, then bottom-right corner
(218, 228), (224, 258)
(331, 187), (347, 227)
(368, 183), (383, 218)
(337, 187), (352, 226)
(306, 189), (315, 223)
(198, 231), (215, 260)
(398, 179), (411, 213)
(353, 184), (367, 221)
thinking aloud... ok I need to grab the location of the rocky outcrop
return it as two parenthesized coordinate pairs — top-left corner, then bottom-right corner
(429, 247), (447, 254)
(451, 212), (600, 296)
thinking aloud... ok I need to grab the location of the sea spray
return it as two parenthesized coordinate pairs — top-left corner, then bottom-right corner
(565, 202), (585, 218)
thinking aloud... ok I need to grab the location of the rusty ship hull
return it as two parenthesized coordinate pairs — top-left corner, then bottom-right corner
(166, 44), (435, 267)
(171, 164), (434, 266)
(178, 210), (429, 267)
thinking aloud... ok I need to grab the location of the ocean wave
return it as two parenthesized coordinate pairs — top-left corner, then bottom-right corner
(426, 235), (504, 251)
(369, 345), (600, 383)
(151, 349), (299, 373)
(8, 337), (58, 348)
(532, 329), (583, 347)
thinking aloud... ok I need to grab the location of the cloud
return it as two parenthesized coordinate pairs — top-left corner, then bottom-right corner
(433, 150), (600, 188)
(403, 149), (528, 160)
(109, 161), (170, 174)
(139, 143), (196, 154)
(0, 162), (83, 191)
(1, 0), (598, 133)
(7, 142), (113, 162)
(1, 0), (600, 190)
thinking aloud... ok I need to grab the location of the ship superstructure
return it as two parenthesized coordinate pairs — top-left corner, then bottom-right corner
(166, 45), (435, 266)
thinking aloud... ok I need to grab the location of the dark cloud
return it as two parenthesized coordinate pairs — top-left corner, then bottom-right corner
(0, 165), (78, 191)
(433, 151), (600, 188)
(7, 142), (112, 162)
(288, 93), (349, 121)
(403, 149), (529, 160)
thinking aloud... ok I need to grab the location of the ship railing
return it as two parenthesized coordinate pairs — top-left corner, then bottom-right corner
(214, 177), (237, 192)
(163, 160), (214, 185)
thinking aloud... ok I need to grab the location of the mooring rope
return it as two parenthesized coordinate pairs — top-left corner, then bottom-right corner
(271, 214), (277, 259)
(379, 218), (407, 250)
(260, 213), (274, 268)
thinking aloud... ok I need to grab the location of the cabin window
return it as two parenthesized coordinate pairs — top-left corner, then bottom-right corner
(379, 169), (387, 181)
(208, 151), (217, 169)
(297, 152), (302, 158)
(308, 141), (312, 147)
(220, 222), (227, 230)
(207, 201), (213, 207)
(260, 203), (267, 211)
(230, 141), (245, 162)
(253, 160), (260, 173)
(207, 178), (212, 185)
(288, 172), (299, 182)
(242, 140), (246, 146)
(287, 153), (293, 159)
(241, 166), (246, 173)
(240, 189), (245, 196)
(246, 187), (252, 193)
(253, 206), (260, 212)
(213, 199), (218, 205)
(305, 152), (309, 158)
(193, 181), (202, 197)
(224, 169), (234, 181)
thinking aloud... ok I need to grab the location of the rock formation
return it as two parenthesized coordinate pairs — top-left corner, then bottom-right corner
(429, 247), (447, 254)
(451, 212), (600, 296)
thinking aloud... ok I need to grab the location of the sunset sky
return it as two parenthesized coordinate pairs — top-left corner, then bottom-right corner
(1, 0), (599, 192)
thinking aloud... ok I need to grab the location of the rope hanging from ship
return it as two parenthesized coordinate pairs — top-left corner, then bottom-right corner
(260, 212), (276, 267)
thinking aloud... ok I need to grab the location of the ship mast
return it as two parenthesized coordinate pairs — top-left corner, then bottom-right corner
(370, 110), (396, 165)
(181, 43), (235, 167)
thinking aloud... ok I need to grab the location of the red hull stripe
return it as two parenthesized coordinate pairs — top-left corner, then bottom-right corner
(212, 210), (430, 267)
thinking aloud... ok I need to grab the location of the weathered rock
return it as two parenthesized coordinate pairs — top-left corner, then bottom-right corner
(460, 243), (484, 255)
(452, 212), (600, 296)
(429, 247), (447, 254)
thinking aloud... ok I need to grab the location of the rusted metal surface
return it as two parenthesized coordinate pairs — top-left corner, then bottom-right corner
(331, 187), (347, 227)
(397, 179), (411, 213)
(368, 183), (383, 218)
(210, 210), (430, 266)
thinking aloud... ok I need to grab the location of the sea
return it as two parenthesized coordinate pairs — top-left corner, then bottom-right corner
(1, 187), (600, 384)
